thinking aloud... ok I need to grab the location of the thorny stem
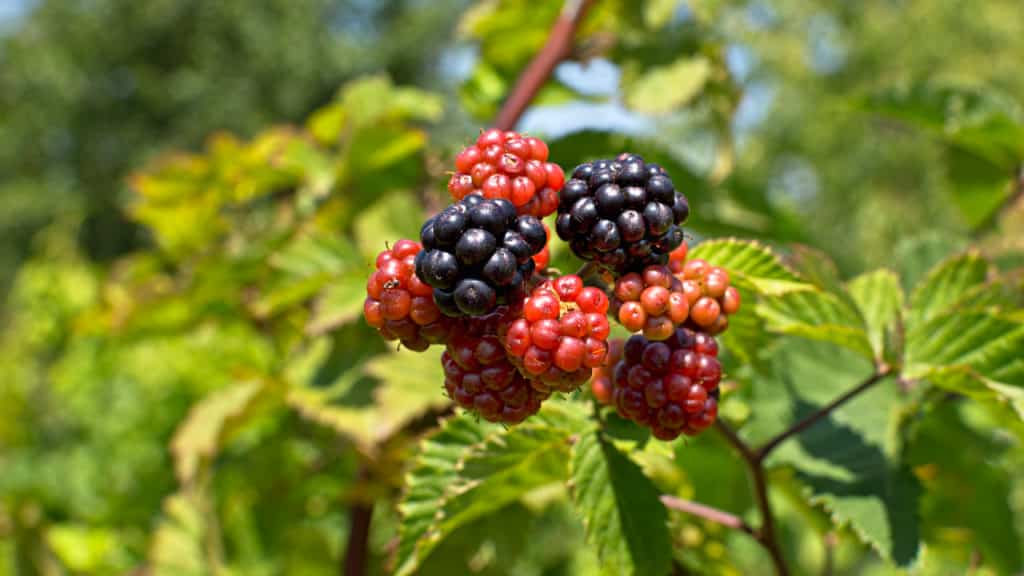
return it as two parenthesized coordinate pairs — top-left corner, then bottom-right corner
(755, 366), (891, 460)
(668, 368), (893, 575)
(492, 0), (596, 132)
(342, 464), (373, 576)
(660, 495), (755, 537)
(713, 420), (790, 576)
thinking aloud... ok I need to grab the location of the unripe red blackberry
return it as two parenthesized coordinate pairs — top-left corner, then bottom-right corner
(364, 239), (453, 350)
(448, 129), (565, 218)
(501, 275), (611, 393)
(673, 258), (741, 335)
(610, 264), (690, 340)
(555, 153), (688, 274)
(417, 195), (543, 317)
(443, 333), (549, 424)
(609, 328), (722, 440)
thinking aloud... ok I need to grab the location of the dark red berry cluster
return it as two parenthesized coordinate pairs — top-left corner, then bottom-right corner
(443, 333), (549, 424)
(555, 153), (688, 273)
(364, 135), (740, 431)
(501, 275), (610, 393)
(364, 239), (452, 350)
(449, 129), (565, 218)
(606, 328), (722, 440)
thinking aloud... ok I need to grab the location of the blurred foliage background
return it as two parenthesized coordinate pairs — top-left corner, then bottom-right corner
(1, 0), (1022, 574)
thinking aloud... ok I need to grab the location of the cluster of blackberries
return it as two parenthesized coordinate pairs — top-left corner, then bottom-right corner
(416, 195), (545, 317)
(556, 153), (688, 274)
(603, 328), (722, 440)
(364, 134), (739, 433)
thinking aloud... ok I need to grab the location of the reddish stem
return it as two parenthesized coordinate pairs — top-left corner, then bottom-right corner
(492, 0), (596, 131)
(660, 495), (755, 536)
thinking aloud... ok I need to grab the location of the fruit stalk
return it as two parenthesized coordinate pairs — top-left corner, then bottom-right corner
(659, 495), (755, 536)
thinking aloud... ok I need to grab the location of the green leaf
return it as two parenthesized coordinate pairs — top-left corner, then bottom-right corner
(148, 492), (209, 576)
(908, 402), (1023, 573)
(915, 366), (1024, 419)
(864, 83), (1024, 229)
(905, 311), (1024, 388)
(394, 407), (580, 576)
(395, 415), (489, 576)
(439, 424), (573, 536)
(893, 232), (970, 291)
(287, 346), (451, 452)
(689, 239), (811, 295)
(756, 290), (874, 360)
(570, 431), (673, 576)
(643, 0), (679, 29)
(865, 82), (1024, 166)
(947, 147), (1016, 229)
(744, 340), (920, 565)
(784, 245), (847, 294)
(353, 191), (425, 261)
(46, 525), (125, 574)
(908, 252), (990, 326)
(170, 380), (271, 485)
(847, 269), (904, 360)
(304, 271), (368, 335)
(625, 57), (710, 115)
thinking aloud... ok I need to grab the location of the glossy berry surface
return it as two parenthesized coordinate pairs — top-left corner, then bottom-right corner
(417, 195), (543, 317)
(364, 239), (453, 350)
(610, 264), (690, 340)
(448, 129), (565, 218)
(609, 328), (722, 440)
(555, 153), (689, 273)
(673, 257), (741, 335)
(531, 222), (551, 271)
(443, 334), (549, 424)
(591, 338), (623, 405)
(501, 275), (611, 393)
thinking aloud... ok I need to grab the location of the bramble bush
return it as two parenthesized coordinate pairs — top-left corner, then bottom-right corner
(2, 1), (1024, 575)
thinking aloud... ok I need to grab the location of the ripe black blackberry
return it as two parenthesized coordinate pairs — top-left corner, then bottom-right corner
(555, 153), (688, 274)
(416, 195), (544, 317)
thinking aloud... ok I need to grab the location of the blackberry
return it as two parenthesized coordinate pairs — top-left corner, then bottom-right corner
(500, 275), (611, 393)
(448, 129), (565, 218)
(673, 257), (741, 336)
(611, 264), (690, 340)
(443, 333), (550, 424)
(417, 196), (542, 317)
(609, 328), (722, 440)
(556, 153), (689, 273)
(364, 239), (453, 350)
